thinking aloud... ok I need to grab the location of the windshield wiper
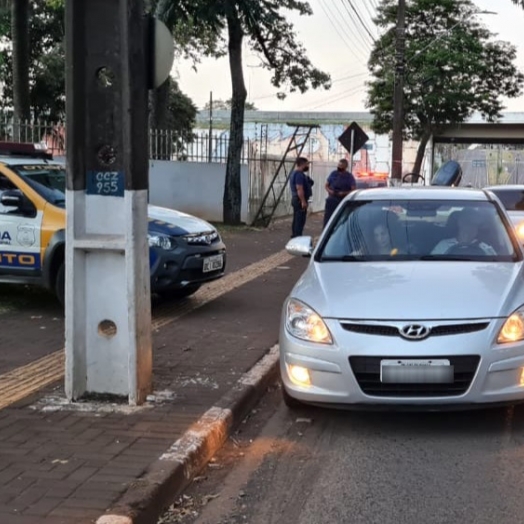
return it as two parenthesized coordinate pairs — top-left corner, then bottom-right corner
(417, 255), (476, 261)
(321, 255), (367, 262)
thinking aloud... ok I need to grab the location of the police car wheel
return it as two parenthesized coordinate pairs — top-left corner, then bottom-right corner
(56, 262), (65, 307)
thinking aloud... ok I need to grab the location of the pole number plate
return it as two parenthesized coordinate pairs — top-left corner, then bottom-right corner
(86, 171), (125, 197)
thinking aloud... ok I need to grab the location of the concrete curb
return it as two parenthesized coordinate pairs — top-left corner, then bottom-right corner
(96, 344), (280, 524)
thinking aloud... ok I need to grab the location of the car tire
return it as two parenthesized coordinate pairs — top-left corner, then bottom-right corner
(281, 383), (303, 409)
(158, 284), (201, 300)
(56, 262), (65, 307)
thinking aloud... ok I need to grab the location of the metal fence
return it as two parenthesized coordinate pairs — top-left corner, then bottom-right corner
(149, 130), (257, 164)
(0, 116), (258, 164)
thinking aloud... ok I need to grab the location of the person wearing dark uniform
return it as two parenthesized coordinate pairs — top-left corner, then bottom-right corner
(289, 157), (313, 238)
(323, 158), (356, 228)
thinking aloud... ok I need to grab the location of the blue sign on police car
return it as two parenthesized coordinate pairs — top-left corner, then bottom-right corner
(86, 171), (125, 197)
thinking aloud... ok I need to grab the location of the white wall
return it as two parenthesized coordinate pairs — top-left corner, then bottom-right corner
(148, 160), (250, 223)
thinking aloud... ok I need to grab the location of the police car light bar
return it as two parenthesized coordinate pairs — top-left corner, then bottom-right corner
(0, 141), (53, 160)
(356, 171), (389, 178)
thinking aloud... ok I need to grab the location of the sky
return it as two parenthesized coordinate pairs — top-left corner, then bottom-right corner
(171, 0), (524, 114)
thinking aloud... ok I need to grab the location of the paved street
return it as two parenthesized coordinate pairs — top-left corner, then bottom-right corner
(162, 386), (524, 524)
(0, 215), (321, 523)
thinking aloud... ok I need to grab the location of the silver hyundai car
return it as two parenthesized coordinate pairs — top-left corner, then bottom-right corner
(280, 187), (524, 410)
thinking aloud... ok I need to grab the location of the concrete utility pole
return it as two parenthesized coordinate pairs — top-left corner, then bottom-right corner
(64, 0), (173, 405)
(391, 0), (406, 180)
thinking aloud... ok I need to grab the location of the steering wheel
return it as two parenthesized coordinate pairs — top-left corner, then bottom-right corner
(445, 242), (486, 257)
(402, 173), (425, 184)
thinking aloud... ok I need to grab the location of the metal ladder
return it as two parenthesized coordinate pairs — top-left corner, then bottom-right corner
(251, 123), (319, 227)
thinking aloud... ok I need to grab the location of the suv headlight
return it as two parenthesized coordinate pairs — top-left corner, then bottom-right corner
(148, 233), (176, 250)
(498, 306), (524, 344)
(285, 298), (333, 344)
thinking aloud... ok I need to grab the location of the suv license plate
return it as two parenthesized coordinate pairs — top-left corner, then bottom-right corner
(203, 254), (224, 273)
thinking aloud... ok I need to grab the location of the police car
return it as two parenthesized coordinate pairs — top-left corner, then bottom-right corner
(0, 142), (226, 305)
(354, 171), (392, 189)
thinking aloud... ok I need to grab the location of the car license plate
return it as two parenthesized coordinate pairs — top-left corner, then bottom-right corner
(203, 254), (223, 273)
(380, 359), (453, 384)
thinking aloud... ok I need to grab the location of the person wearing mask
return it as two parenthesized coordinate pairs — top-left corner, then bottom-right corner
(323, 158), (356, 228)
(289, 157), (314, 238)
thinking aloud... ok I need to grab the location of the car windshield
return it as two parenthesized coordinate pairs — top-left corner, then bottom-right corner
(8, 163), (66, 207)
(490, 188), (524, 212)
(318, 199), (518, 262)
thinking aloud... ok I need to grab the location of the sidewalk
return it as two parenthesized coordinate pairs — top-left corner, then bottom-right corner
(0, 214), (323, 524)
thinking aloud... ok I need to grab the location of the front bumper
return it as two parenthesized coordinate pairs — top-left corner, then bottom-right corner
(279, 315), (524, 410)
(149, 240), (226, 292)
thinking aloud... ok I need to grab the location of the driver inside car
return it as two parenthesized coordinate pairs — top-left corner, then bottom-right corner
(431, 208), (497, 256)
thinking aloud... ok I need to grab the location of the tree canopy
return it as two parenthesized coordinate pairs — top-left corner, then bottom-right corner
(203, 98), (257, 111)
(366, 0), (524, 175)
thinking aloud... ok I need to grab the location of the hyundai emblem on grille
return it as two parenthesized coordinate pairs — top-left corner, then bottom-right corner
(399, 324), (431, 340)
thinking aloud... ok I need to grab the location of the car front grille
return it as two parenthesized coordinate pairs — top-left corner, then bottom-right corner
(349, 355), (481, 397)
(341, 322), (489, 338)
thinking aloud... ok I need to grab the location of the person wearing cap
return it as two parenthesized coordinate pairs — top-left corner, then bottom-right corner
(323, 158), (356, 228)
(289, 157), (314, 238)
(431, 208), (496, 255)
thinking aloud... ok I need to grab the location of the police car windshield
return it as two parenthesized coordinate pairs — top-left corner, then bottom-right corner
(9, 164), (66, 207)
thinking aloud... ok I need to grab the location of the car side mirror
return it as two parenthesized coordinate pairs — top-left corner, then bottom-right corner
(0, 189), (24, 209)
(286, 236), (313, 257)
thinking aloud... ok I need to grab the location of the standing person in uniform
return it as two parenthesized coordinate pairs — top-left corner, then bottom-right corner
(323, 158), (356, 228)
(289, 157), (313, 238)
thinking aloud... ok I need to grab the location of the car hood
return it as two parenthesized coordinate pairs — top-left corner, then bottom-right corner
(292, 261), (524, 320)
(147, 205), (216, 236)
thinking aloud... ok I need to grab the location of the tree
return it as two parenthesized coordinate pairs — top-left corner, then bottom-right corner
(216, 1), (331, 224)
(0, 0), (198, 149)
(511, 0), (524, 7)
(366, 0), (524, 176)
(0, 0), (65, 120)
(203, 98), (258, 111)
(11, 0), (30, 121)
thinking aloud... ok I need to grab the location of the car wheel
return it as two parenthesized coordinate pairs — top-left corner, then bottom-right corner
(56, 262), (65, 307)
(281, 383), (303, 409)
(158, 284), (201, 300)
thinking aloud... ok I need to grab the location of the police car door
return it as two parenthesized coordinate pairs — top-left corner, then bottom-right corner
(0, 173), (42, 275)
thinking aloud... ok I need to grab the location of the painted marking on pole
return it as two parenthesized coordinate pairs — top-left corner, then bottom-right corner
(0, 248), (294, 411)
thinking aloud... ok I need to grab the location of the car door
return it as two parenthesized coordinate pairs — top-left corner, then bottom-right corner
(0, 171), (43, 276)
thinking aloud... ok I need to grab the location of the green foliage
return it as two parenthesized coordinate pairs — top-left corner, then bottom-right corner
(203, 98), (257, 111)
(0, 1), (65, 119)
(366, 0), (524, 141)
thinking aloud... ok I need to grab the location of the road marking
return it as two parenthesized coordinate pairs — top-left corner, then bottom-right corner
(0, 249), (295, 411)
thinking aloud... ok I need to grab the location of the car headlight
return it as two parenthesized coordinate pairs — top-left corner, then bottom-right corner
(516, 222), (524, 240)
(498, 306), (524, 344)
(148, 233), (176, 250)
(285, 298), (333, 344)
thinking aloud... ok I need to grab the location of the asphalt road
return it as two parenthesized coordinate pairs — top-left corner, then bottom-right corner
(160, 386), (524, 524)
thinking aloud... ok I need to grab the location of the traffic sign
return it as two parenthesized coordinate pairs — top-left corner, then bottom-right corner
(338, 122), (369, 156)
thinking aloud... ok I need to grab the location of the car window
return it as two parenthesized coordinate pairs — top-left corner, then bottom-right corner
(7, 164), (66, 208)
(0, 173), (23, 215)
(491, 189), (524, 211)
(318, 199), (517, 262)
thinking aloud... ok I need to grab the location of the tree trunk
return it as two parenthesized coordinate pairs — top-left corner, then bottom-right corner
(149, 81), (171, 160)
(223, 9), (246, 225)
(412, 130), (431, 180)
(12, 0), (31, 124)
